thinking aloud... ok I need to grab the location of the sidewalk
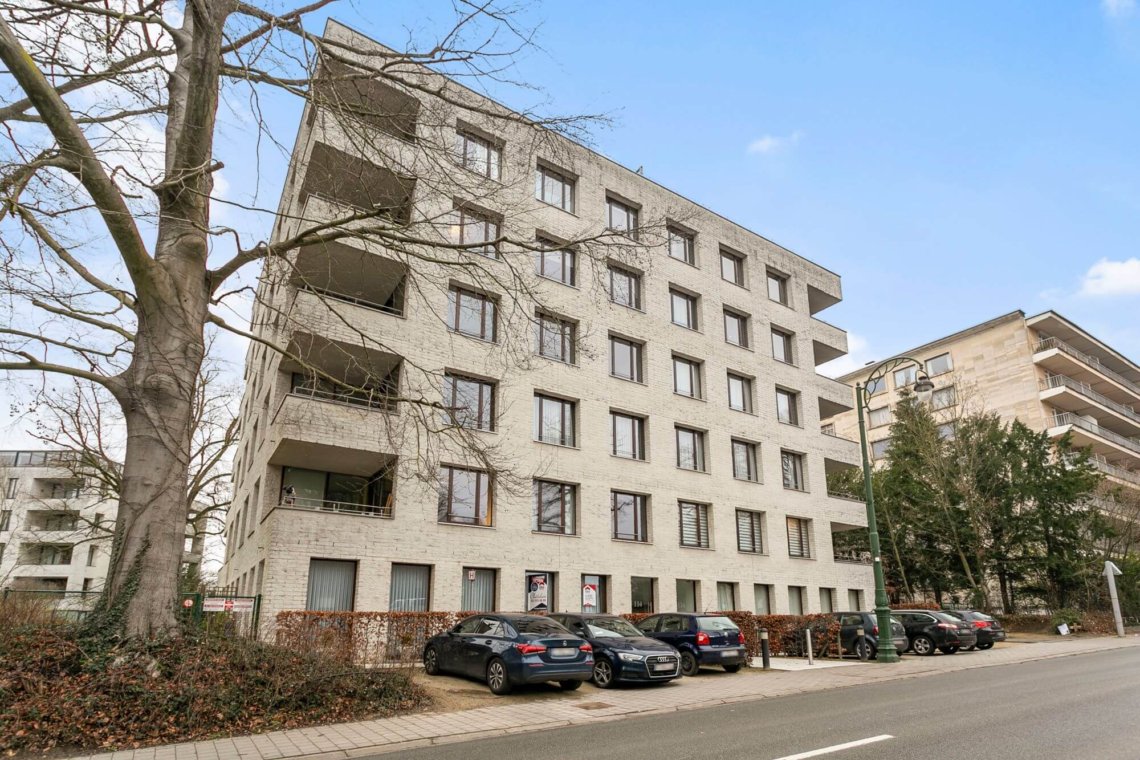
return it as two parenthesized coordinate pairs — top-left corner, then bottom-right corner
(68, 635), (1140, 760)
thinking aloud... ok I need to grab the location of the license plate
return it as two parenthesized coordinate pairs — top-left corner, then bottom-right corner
(652, 662), (674, 672)
(722, 650), (739, 659)
(550, 647), (577, 658)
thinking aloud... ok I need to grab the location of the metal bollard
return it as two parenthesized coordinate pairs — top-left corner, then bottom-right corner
(760, 627), (771, 670)
(856, 626), (868, 661)
(805, 628), (814, 665)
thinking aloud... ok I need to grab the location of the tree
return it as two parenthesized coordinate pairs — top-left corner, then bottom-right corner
(0, 1), (661, 636)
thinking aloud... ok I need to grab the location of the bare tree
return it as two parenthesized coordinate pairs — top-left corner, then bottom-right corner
(0, 1), (667, 635)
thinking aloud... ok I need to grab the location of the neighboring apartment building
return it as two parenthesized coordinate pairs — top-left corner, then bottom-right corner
(824, 310), (1140, 499)
(219, 20), (872, 621)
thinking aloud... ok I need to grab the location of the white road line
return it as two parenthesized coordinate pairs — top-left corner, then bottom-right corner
(770, 734), (895, 760)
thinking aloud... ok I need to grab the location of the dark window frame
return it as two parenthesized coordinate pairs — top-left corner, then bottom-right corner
(533, 480), (577, 535)
(438, 465), (493, 526)
(533, 393), (576, 447)
(679, 501), (710, 549)
(447, 286), (497, 342)
(611, 491), (649, 542)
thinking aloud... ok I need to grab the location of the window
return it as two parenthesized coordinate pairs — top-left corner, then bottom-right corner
(534, 394), (576, 446)
(87, 545), (96, 567)
(676, 581), (698, 613)
(723, 309), (749, 347)
(670, 289), (698, 330)
(673, 356), (703, 398)
(525, 572), (554, 612)
(679, 502), (710, 548)
(609, 336), (644, 382)
(788, 586), (806, 615)
(50, 482), (82, 499)
(675, 426), (706, 471)
(938, 422), (957, 440)
(821, 423), (836, 436)
(893, 365), (916, 389)
(534, 480), (577, 535)
(4, 479), (16, 499)
(611, 412), (646, 460)
(390, 563), (431, 611)
(306, 559), (357, 611)
(776, 388), (800, 425)
(781, 450), (806, 491)
(535, 240), (576, 285)
(447, 287), (496, 341)
(767, 269), (789, 305)
(721, 249), (744, 285)
(754, 584), (773, 614)
(453, 207), (500, 257)
(609, 265), (642, 309)
(771, 328), (794, 364)
(736, 509), (764, 553)
(536, 314), (576, 363)
(926, 353), (954, 377)
(819, 588), (836, 614)
(871, 439), (892, 460)
(731, 439), (759, 482)
(536, 164), (575, 212)
(868, 406), (891, 428)
(612, 491), (648, 542)
(787, 517), (812, 558)
(461, 568), (497, 611)
(866, 376), (886, 396)
(0, 510), (10, 531)
(667, 227), (695, 264)
(606, 196), (639, 238)
(727, 373), (753, 413)
(631, 576), (655, 613)
(438, 465), (493, 526)
(847, 589), (864, 611)
(581, 574), (608, 613)
(455, 130), (501, 179)
(28, 544), (72, 565)
(932, 385), (957, 410)
(443, 373), (494, 431)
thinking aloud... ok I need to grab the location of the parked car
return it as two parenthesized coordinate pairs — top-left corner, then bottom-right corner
(832, 611), (909, 659)
(422, 613), (593, 695)
(940, 609), (1006, 650)
(893, 609), (978, 655)
(635, 613), (749, 675)
(548, 613), (682, 687)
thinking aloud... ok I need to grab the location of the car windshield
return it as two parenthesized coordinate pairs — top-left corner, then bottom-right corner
(932, 612), (962, 624)
(512, 617), (570, 635)
(697, 616), (739, 632)
(586, 618), (644, 638)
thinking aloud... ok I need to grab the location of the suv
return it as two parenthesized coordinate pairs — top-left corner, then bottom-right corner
(940, 609), (1006, 650)
(893, 609), (977, 655)
(832, 611), (909, 660)
(636, 613), (749, 675)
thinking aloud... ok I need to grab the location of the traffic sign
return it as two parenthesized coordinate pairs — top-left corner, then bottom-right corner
(202, 596), (255, 613)
(182, 598), (195, 609)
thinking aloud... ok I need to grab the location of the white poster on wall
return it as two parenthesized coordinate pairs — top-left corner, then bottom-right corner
(582, 583), (598, 610)
(526, 573), (549, 612)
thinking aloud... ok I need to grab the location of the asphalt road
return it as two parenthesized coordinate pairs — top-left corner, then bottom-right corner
(381, 647), (1140, 760)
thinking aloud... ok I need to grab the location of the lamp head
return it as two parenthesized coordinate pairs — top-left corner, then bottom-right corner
(913, 375), (935, 405)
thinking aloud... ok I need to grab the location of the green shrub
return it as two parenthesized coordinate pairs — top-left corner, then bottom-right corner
(1050, 608), (1083, 629)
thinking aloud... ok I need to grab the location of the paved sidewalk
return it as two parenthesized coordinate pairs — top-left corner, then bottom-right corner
(68, 636), (1140, 760)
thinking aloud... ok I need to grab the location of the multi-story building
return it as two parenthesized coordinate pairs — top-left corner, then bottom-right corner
(220, 20), (870, 621)
(824, 310), (1140, 497)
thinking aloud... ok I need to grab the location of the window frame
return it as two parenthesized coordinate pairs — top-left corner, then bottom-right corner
(723, 308), (749, 348)
(454, 206), (501, 258)
(535, 239), (576, 286)
(438, 465), (493, 527)
(672, 355), (703, 399)
(766, 269), (789, 305)
(610, 411), (647, 460)
(442, 373), (495, 432)
(535, 313), (576, 364)
(536, 163), (575, 212)
(606, 196), (639, 239)
(675, 426), (707, 472)
(533, 393), (576, 447)
(776, 387), (800, 426)
(868, 405), (891, 428)
(533, 479), (577, 535)
(771, 327), (794, 364)
(871, 438), (892, 460)
(781, 450), (807, 491)
(669, 288), (699, 330)
(679, 501), (710, 549)
(727, 372), (754, 413)
(608, 265), (643, 310)
(926, 353), (954, 377)
(455, 130), (502, 180)
(612, 491), (649, 543)
(609, 335), (644, 383)
(667, 226), (696, 265)
(736, 509), (765, 554)
(932, 385), (957, 410)
(447, 286), (497, 342)
(731, 439), (759, 482)
(786, 516), (812, 558)
(720, 248), (745, 286)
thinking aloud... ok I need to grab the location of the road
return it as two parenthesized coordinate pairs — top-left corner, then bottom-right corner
(381, 647), (1140, 760)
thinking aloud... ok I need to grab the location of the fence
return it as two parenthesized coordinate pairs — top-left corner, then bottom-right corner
(180, 591), (262, 638)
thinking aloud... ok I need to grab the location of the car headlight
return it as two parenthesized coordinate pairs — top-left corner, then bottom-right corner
(617, 652), (645, 663)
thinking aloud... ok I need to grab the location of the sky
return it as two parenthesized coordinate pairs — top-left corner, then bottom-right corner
(2, 1), (1139, 447)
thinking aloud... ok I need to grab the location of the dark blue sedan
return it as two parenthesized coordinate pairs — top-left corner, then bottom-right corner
(549, 613), (681, 687)
(423, 613), (593, 694)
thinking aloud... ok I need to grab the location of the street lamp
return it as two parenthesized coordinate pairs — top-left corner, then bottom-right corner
(854, 357), (933, 663)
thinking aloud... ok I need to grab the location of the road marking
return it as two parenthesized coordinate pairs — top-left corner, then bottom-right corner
(771, 734), (895, 760)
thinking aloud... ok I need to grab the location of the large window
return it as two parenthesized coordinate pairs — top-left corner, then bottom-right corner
(536, 313), (576, 363)
(673, 356), (702, 398)
(788, 586), (806, 615)
(534, 394), (576, 446)
(787, 517), (812, 558)
(679, 502), (710, 548)
(717, 582), (737, 611)
(728, 373), (754, 413)
(456, 130), (501, 179)
(610, 336), (644, 382)
(731, 439), (759, 482)
(781, 450), (806, 491)
(442, 373), (494, 431)
(306, 559), (357, 611)
(606, 196), (639, 238)
(631, 576), (655, 613)
(611, 412), (646, 460)
(536, 164), (575, 212)
(736, 509), (765, 554)
(609, 265), (642, 309)
(670, 289), (698, 330)
(582, 574), (608, 613)
(535, 241), (576, 285)
(447, 287), (496, 341)
(438, 465), (492, 526)
(926, 352), (954, 377)
(612, 491), (648, 542)
(933, 385), (957, 410)
(454, 207), (500, 257)
(667, 227), (695, 265)
(677, 581), (698, 612)
(893, 365), (916, 389)
(281, 467), (392, 515)
(871, 438), (892, 460)
(776, 388), (800, 425)
(754, 584), (773, 615)
(868, 406), (891, 428)
(867, 376), (887, 396)
(771, 328), (794, 364)
(534, 480), (577, 535)
(675, 426), (706, 471)
(724, 309), (749, 347)
(767, 269), (789, 305)
(721, 249), (745, 285)
(390, 563), (431, 611)
(461, 567), (497, 611)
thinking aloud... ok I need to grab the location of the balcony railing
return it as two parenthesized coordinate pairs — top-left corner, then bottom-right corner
(301, 284), (402, 317)
(0, 450), (80, 467)
(1050, 412), (1140, 457)
(834, 550), (873, 565)
(1091, 456), (1140, 486)
(289, 384), (397, 412)
(278, 496), (393, 518)
(827, 489), (865, 503)
(1042, 374), (1140, 425)
(1035, 337), (1140, 399)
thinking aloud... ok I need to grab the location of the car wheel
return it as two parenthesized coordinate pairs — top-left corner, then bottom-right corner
(939, 646), (960, 654)
(560, 680), (582, 691)
(680, 650), (700, 676)
(723, 663), (742, 673)
(854, 640), (876, 660)
(592, 658), (615, 689)
(423, 645), (441, 676)
(486, 658), (512, 695)
(911, 635), (935, 656)
(977, 642), (994, 650)
(964, 645), (976, 651)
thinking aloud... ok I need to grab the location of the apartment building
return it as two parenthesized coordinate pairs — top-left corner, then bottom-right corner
(824, 310), (1140, 498)
(219, 20), (871, 621)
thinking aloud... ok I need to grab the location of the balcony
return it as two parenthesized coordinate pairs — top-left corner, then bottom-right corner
(1033, 336), (1140, 404)
(1040, 375), (1140, 436)
(834, 549), (873, 565)
(299, 142), (415, 223)
(18, 543), (74, 566)
(1048, 412), (1140, 463)
(291, 239), (406, 318)
(1091, 456), (1140, 486)
(23, 510), (80, 532)
(810, 316), (849, 367)
(0, 450), (79, 468)
(279, 464), (395, 519)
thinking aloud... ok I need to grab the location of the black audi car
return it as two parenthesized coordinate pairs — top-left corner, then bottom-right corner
(940, 609), (1006, 650)
(548, 613), (682, 687)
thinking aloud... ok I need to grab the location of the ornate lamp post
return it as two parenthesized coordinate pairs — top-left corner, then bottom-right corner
(854, 357), (934, 663)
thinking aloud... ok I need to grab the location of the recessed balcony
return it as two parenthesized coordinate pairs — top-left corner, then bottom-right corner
(299, 142), (415, 222)
(291, 240), (406, 318)
(810, 316), (848, 367)
(278, 462), (396, 519)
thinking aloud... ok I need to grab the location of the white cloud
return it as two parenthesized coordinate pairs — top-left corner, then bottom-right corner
(746, 130), (803, 155)
(1079, 257), (1140, 297)
(1102, 0), (1136, 16)
(818, 332), (875, 379)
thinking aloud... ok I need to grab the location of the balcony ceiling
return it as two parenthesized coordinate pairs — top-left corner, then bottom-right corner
(292, 240), (405, 306)
(283, 332), (400, 380)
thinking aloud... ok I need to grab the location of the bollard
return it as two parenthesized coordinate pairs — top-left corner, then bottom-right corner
(855, 626), (868, 661)
(760, 627), (771, 670)
(805, 628), (814, 665)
